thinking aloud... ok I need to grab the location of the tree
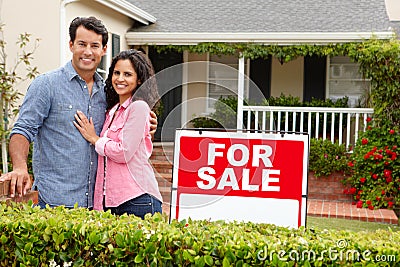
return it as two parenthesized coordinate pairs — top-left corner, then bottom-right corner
(0, 24), (39, 173)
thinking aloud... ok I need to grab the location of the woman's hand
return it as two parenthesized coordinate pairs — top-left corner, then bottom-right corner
(73, 110), (99, 145)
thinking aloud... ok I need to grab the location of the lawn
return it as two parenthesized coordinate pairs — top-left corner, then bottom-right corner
(306, 216), (400, 232)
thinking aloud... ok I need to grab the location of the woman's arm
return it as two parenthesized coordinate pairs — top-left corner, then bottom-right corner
(96, 101), (150, 163)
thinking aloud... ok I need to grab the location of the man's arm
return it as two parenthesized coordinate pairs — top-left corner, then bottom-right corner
(0, 134), (32, 197)
(149, 110), (158, 141)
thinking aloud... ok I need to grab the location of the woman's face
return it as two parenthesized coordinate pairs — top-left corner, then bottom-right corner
(112, 59), (140, 104)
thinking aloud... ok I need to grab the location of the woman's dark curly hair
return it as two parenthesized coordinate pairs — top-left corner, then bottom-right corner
(105, 49), (160, 111)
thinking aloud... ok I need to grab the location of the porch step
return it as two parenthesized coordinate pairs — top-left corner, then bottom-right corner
(151, 143), (174, 205)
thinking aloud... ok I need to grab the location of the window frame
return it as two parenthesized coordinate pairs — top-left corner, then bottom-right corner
(326, 55), (371, 107)
(207, 53), (250, 112)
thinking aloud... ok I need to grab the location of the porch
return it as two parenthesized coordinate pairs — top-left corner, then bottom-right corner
(239, 105), (374, 150)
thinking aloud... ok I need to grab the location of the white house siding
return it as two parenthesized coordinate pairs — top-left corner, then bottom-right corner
(1, 0), (135, 114)
(270, 57), (304, 100)
(185, 53), (208, 125)
(1, 0), (60, 100)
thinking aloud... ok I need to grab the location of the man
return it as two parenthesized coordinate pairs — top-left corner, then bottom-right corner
(0, 16), (157, 208)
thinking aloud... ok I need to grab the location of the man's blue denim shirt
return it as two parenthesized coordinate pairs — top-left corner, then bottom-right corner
(11, 61), (107, 208)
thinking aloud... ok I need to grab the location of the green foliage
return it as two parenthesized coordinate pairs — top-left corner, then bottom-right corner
(344, 117), (400, 209)
(1, 202), (400, 266)
(347, 39), (400, 126)
(211, 96), (238, 129)
(262, 93), (349, 108)
(190, 96), (239, 129)
(262, 93), (302, 106)
(190, 116), (222, 128)
(309, 138), (350, 177)
(0, 24), (39, 174)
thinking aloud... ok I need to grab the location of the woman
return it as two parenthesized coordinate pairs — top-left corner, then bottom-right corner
(73, 49), (162, 218)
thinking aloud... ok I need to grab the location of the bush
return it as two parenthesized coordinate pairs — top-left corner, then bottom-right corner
(309, 138), (350, 177)
(190, 96), (241, 129)
(1, 202), (400, 266)
(344, 117), (400, 209)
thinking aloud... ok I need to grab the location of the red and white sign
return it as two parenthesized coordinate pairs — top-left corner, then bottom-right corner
(170, 130), (309, 228)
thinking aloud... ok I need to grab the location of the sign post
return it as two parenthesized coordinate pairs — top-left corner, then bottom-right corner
(170, 129), (309, 228)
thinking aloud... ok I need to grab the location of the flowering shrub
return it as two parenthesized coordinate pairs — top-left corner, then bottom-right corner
(344, 117), (399, 209)
(309, 138), (350, 177)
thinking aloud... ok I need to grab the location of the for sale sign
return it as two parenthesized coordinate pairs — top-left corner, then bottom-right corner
(170, 129), (309, 228)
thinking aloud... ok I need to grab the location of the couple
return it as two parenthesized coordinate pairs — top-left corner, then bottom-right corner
(0, 17), (162, 219)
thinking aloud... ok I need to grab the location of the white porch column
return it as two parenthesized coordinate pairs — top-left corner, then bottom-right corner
(236, 54), (245, 130)
(60, 0), (78, 66)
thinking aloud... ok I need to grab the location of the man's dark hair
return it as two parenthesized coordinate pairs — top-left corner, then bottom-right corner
(69, 16), (109, 47)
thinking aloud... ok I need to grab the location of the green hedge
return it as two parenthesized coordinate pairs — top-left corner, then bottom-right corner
(1, 202), (399, 266)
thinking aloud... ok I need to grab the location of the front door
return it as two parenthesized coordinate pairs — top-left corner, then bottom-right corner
(148, 47), (183, 142)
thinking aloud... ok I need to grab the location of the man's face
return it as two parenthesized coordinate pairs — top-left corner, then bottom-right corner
(69, 25), (107, 77)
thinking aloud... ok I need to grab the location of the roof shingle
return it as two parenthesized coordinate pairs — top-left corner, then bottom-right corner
(127, 0), (392, 33)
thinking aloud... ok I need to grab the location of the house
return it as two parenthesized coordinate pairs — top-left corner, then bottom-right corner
(126, 0), (400, 142)
(1, 0), (399, 143)
(0, 0), (154, 107)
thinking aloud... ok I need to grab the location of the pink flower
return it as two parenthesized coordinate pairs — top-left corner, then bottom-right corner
(360, 177), (366, 183)
(389, 129), (395, 135)
(388, 201), (394, 208)
(356, 201), (363, 208)
(366, 117), (372, 123)
(372, 174), (378, 180)
(368, 205), (374, 210)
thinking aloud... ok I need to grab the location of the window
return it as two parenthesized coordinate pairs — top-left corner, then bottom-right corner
(207, 54), (249, 110)
(327, 56), (370, 107)
(111, 34), (120, 58)
(97, 33), (120, 79)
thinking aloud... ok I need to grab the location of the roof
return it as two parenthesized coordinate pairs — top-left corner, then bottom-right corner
(95, 0), (156, 25)
(125, 0), (398, 45)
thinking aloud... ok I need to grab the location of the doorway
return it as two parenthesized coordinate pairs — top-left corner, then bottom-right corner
(148, 47), (183, 142)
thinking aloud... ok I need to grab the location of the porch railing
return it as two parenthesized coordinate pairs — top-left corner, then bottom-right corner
(241, 106), (374, 150)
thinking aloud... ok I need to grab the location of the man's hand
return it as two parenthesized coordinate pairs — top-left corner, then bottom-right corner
(1, 134), (32, 197)
(0, 168), (32, 197)
(149, 111), (158, 140)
